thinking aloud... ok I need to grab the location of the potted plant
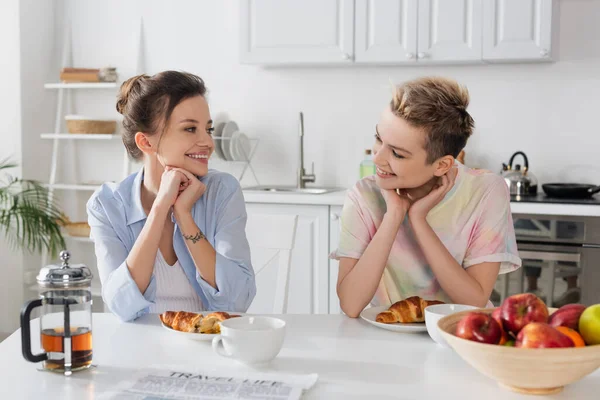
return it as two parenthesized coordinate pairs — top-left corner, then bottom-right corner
(0, 159), (65, 258)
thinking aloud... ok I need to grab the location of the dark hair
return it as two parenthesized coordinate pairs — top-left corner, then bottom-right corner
(116, 70), (207, 159)
(390, 76), (474, 164)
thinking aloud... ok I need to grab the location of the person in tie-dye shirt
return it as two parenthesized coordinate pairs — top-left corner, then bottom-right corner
(332, 77), (521, 317)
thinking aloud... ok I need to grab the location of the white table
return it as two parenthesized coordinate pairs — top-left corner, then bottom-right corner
(1, 313), (598, 399)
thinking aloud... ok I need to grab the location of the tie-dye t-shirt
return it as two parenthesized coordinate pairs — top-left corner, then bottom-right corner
(331, 162), (522, 306)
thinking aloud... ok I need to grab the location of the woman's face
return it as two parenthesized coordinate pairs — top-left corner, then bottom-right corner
(149, 95), (214, 176)
(372, 107), (438, 191)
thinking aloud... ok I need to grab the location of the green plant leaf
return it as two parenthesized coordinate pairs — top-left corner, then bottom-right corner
(0, 159), (66, 258)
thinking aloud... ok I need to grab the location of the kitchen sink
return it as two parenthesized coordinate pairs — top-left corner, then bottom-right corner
(243, 186), (344, 195)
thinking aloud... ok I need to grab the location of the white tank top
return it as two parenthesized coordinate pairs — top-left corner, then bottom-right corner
(148, 251), (204, 314)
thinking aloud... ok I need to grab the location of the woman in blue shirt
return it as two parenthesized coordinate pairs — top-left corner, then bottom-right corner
(87, 71), (256, 322)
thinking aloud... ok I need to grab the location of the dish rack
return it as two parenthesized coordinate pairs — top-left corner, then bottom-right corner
(211, 136), (261, 186)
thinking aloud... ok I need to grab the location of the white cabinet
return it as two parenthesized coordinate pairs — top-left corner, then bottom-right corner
(417, 0), (483, 62)
(483, 0), (555, 61)
(245, 203), (330, 314)
(239, 0), (354, 65)
(328, 206), (344, 314)
(240, 0), (558, 65)
(354, 0), (418, 64)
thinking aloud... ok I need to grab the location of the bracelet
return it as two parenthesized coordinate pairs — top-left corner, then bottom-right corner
(183, 230), (206, 244)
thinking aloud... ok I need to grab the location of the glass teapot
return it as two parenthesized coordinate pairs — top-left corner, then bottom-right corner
(20, 250), (93, 375)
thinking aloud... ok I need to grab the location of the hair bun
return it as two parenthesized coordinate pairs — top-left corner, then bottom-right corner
(116, 74), (149, 115)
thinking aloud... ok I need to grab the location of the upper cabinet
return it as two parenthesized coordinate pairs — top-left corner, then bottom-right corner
(239, 0), (557, 65)
(483, 0), (555, 61)
(417, 0), (483, 62)
(354, 0), (418, 64)
(239, 0), (354, 65)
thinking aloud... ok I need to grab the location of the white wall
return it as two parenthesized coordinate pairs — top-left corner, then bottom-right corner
(0, 0), (23, 335)
(50, 0), (600, 191)
(19, 0), (59, 313)
(0, 0), (57, 335)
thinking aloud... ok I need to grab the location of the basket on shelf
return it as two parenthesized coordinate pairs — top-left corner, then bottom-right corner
(65, 115), (116, 134)
(56, 214), (92, 237)
(64, 222), (91, 237)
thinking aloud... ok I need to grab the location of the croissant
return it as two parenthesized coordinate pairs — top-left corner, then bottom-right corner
(376, 296), (444, 324)
(198, 312), (241, 334)
(160, 311), (203, 332)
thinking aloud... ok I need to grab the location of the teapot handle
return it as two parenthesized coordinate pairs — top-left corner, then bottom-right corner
(509, 151), (529, 170)
(20, 299), (48, 363)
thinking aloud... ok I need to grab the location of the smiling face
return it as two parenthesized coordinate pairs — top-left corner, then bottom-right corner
(144, 95), (214, 176)
(373, 107), (441, 191)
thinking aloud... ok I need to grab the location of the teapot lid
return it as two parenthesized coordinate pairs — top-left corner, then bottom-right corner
(37, 250), (93, 288)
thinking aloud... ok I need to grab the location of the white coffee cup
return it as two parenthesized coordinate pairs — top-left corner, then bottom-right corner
(212, 316), (286, 364)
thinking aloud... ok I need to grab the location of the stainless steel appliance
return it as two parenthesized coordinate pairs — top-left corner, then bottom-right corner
(497, 213), (600, 307)
(501, 151), (538, 196)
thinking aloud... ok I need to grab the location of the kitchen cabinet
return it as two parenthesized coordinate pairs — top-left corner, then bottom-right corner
(240, 0), (557, 65)
(483, 0), (556, 61)
(239, 0), (354, 65)
(354, 0), (418, 64)
(245, 203), (330, 314)
(417, 0), (483, 63)
(329, 205), (344, 314)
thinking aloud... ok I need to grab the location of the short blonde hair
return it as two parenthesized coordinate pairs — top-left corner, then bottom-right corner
(391, 77), (474, 163)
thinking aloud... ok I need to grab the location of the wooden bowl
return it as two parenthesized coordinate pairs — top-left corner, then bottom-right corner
(438, 308), (600, 395)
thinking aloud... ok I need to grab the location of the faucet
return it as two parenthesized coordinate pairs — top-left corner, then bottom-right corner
(297, 112), (316, 188)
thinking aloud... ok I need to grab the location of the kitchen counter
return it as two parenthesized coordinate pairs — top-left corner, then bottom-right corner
(243, 188), (600, 217)
(510, 202), (600, 217)
(243, 188), (348, 206)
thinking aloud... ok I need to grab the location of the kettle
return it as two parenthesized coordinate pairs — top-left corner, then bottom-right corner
(20, 250), (94, 375)
(501, 151), (538, 196)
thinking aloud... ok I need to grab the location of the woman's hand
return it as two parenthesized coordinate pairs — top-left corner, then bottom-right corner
(380, 188), (411, 222)
(168, 167), (206, 218)
(408, 166), (458, 221)
(154, 168), (189, 211)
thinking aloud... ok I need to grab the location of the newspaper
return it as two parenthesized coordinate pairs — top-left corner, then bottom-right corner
(100, 367), (318, 400)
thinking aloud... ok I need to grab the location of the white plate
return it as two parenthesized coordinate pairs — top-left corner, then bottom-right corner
(221, 121), (239, 161)
(212, 112), (229, 160)
(360, 305), (427, 333)
(233, 131), (251, 161)
(213, 122), (227, 160)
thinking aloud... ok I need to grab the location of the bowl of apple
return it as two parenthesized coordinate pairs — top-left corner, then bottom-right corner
(438, 293), (600, 395)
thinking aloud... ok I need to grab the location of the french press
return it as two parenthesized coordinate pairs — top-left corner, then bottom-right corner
(21, 250), (94, 375)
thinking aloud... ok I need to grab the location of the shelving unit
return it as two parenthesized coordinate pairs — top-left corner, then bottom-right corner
(41, 133), (118, 140)
(36, 21), (131, 307)
(44, 82), (119, 89)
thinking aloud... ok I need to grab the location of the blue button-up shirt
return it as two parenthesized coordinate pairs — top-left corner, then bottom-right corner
(86, 168), (256, 322)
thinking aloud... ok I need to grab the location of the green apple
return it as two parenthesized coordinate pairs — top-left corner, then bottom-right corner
(579, 304), (600, 345)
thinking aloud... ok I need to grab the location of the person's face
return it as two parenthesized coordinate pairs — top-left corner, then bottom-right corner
(147, 95), (214, 176)
(373, 107), (439, 191)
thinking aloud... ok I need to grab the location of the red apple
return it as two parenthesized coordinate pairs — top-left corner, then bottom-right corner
(455, 312), (502, 344)
(516, 322), (574, 348)
(491, 307), (503, 328)
(500, 293), (549, 335)
(548, 304), (586, 331)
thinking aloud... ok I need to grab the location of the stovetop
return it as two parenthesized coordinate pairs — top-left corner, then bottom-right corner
(510, 193), (600, 205)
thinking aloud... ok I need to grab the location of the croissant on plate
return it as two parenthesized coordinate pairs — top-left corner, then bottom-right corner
(375, 296), (444, 324)
(160, 310), (241, 334)
(159, 311), (203, 333)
